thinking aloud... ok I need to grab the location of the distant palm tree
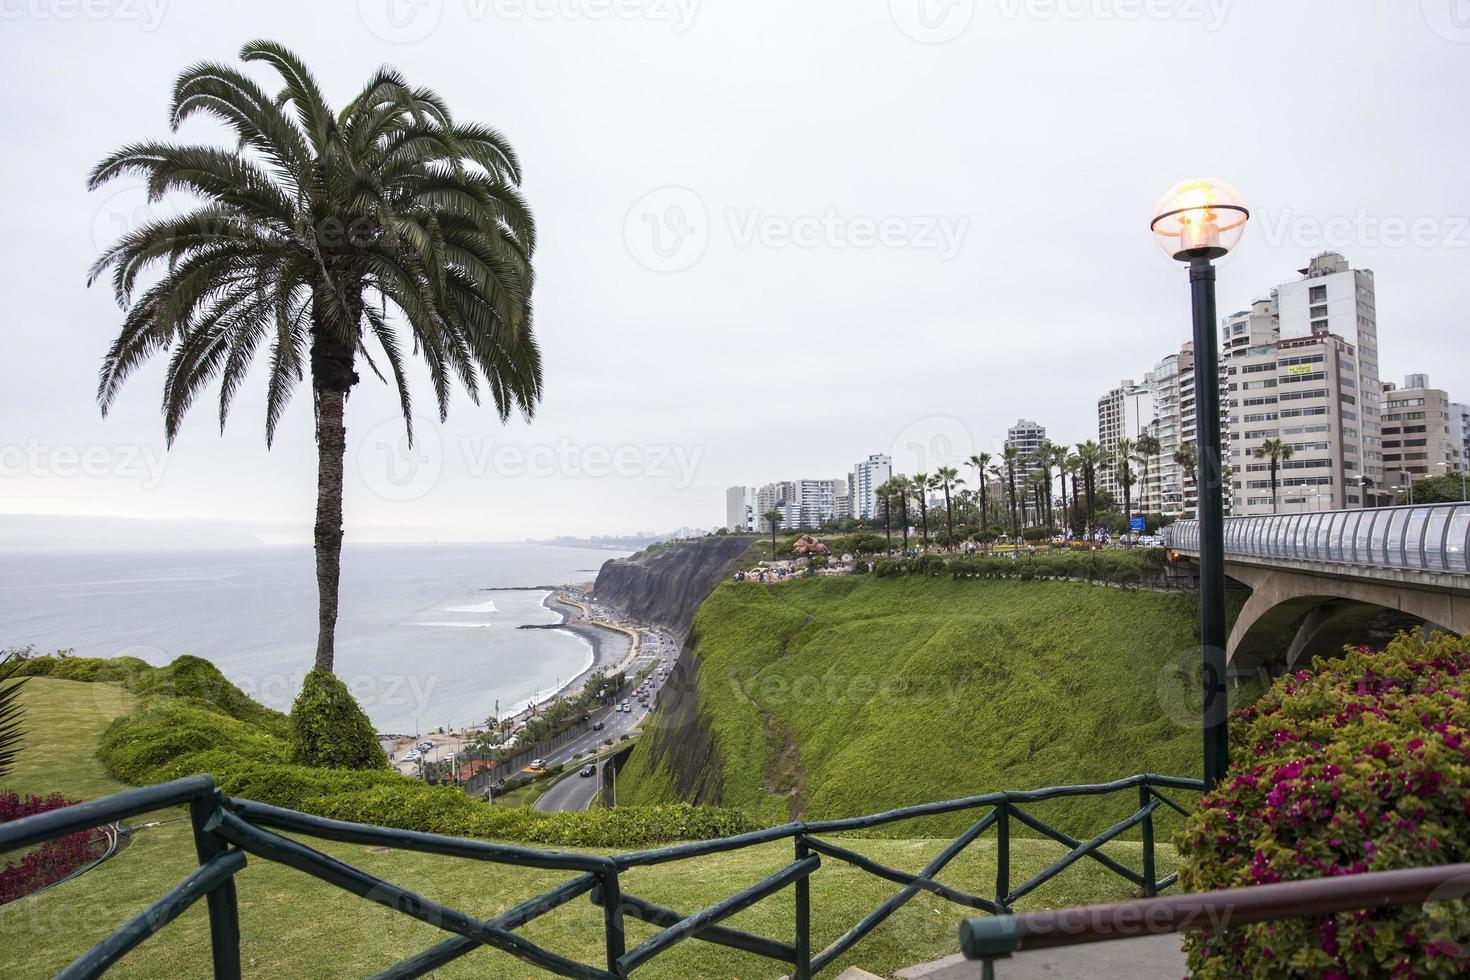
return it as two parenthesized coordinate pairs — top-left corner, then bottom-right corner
(1065, 452), (1082, 535)
(966, 453), (992, 548)
(911, 474), (932, 551)
(1001, 446), (1023, 538)
(877, 478), (896, 553)
(936, 465), (962, 552)
(763, 509), (782, 556)
(1114, 437), (1138, 541)
(88, 42), (541, 676)
(1174, 444), (1199, 517)
(1135, 433), (1162, 519)
(1255, 438), (1296, 513)
(1075, 441), (1105, 535)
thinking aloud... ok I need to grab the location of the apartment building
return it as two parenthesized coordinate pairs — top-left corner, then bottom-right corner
(850, 453), (892, 520)
(1096, 382), (1155, 501)
(1226, 329), (1363, 514)
(725, 486), (757, 532)
(1276, 252), (1383, 495)
(1005, 419), (1047, 472)
(1381, 374), (1465, 485)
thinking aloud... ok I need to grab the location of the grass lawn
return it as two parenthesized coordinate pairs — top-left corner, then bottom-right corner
(619, 576), (1255, 835)
(0, 677), (1180, 978)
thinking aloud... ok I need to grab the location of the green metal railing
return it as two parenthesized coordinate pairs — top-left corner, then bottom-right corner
(0, 772), (1202, 978)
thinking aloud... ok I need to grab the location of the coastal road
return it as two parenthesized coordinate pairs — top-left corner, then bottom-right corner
(530, 624), (680, 811)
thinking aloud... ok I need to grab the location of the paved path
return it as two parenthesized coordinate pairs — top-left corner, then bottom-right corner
(534, 760), (603, 811)
(894, 935), (1187, 979)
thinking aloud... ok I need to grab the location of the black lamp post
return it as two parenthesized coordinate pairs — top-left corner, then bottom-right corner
(1151, 178), (1249, 792)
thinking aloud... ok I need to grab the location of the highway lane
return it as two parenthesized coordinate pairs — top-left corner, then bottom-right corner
(529, 624), (680, 811)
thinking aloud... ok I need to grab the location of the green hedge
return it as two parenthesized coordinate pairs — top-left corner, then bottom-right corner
(1176, 631), (1470, 978)
(872, 548), (1162, 587)
(71, 655), (757, 847)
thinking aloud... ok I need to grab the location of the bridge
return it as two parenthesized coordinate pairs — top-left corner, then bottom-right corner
(1163, 503), (1470, 670)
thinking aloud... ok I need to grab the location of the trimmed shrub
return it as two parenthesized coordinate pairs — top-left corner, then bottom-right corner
(98, 698), (284, 784)
(1176, 631), (1470, 978)
(288, 670), (389, 771)
(132, 656), (288, 737)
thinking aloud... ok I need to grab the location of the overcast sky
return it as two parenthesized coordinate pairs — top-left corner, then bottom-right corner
(2, 0), (1467, 543)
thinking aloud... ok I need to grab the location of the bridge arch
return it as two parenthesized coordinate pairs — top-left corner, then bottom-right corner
(1164, 504), (1470, 672)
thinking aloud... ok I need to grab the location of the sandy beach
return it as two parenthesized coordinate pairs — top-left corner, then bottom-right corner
(540, 591), (634, 689)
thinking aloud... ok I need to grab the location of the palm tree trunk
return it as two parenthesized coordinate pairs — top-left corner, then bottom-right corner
(313, 386), (348, 674)
(944, 488), (954, 553)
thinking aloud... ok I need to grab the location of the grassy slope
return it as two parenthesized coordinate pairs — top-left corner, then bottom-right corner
(1, 678), (1179, 978)
(621, 576), (1257, 835)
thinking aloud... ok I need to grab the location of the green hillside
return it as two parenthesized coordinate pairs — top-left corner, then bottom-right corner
(620, 576), (1258, 835)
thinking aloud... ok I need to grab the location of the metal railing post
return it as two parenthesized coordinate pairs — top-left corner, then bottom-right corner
(189, 788), (242, 979)
(1138, 783), (1157, 898)
(600, 868), (626, 975)
(994, 804), (1010, 912)
(794, 835), (812, 979)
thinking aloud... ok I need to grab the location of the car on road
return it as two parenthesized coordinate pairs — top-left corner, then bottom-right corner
(529, 758), (546, 770)
(592, 721), (605, 731)
(579, 765), (595, 777)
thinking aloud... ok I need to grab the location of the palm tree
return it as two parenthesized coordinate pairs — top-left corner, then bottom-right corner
(0, 652), (27, 780)
(1174, 443), (1198, 517)
(1034, 441), (1058, 526)
(1255, 438), (1295, 513)
(1001, 446), (1022, 538)
(877, 478), (896, 554)
(936, 466), (962, 552)
(1114, 437), (1138, 541)
(988, 463), (1007, 540)
(89, 42), (540, 676)
(911, 474), (932, 551)
(1134, 433), (1162, 520)
(763, 509), (782, 556)
(966, 453), (992, 549)
(1065, 452), (1082, 536)
(1075, 441), (1105, 536)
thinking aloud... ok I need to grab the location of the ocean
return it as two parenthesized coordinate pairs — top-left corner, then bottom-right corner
(0, 542), (627, 734)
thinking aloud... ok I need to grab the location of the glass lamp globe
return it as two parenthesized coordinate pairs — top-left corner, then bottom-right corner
(1150, 178), (1249, 261)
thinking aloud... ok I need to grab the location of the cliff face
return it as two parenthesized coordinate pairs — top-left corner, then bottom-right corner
(593, 535), (755, 636)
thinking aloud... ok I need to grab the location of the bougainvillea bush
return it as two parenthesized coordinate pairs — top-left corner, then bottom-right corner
(1176, 630), (1470, 978)
(0, 793), (105, 905)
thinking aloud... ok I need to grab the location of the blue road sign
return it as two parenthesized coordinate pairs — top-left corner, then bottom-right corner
(1130, 515), (1146, 533)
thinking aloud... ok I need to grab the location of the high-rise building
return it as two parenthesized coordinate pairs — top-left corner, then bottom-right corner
(1005, 419), (1047, 471)
(850, 453), (892, 520)
(754, 478), (846, 530)
(1096, 381), (1156, 501)
(1275, 252), (1382, 496)
(1381, 375), (1464, 485)
(725, 486), (757, 532)
(1226, 327), (1363, 515)
(756, 481), (795, 531)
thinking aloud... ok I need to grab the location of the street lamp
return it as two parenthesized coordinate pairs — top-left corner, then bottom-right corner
(1152, 178), (1249, 792)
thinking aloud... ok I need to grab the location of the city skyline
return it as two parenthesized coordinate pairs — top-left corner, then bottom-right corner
(4, 3), (1469, 543)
